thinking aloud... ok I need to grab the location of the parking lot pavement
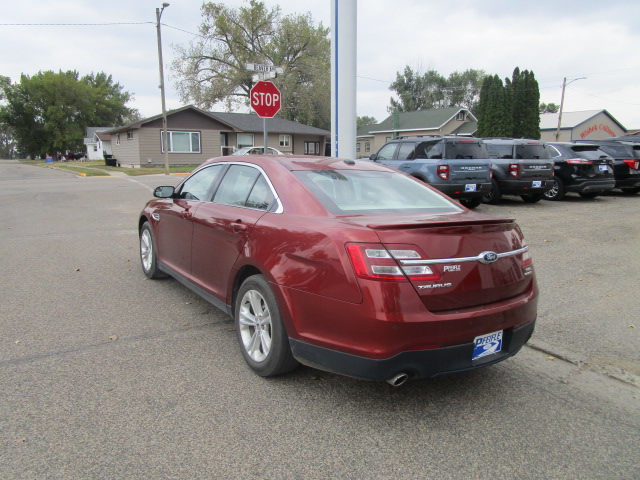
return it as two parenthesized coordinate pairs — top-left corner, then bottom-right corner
(0, 160), (638, 479)
(477, 193), (640, 385)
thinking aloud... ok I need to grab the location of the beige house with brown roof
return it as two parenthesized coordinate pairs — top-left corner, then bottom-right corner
(356, 107), (477, 158)
(105, 105), (330, 168)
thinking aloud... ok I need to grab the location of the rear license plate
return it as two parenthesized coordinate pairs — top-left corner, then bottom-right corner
(599, 165), (608, 172)
(472, 330), (503, 360)
(532, 181), (542, 188)
(465, 184), (477, 192)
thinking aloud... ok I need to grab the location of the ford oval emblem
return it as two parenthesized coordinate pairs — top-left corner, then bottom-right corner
(478, 251), (499, 264)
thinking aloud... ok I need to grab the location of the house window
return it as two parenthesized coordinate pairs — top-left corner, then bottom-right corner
(279, 134), (291, 148)
(93, 145), (98, 152)
(116, 133), (120, 145)
(385, 136), (392, 142)
(356, 143), (361, 153)
(456, 111), (466, 121)
(237, 133), (254, 149)
(304, 141), (320, 155)
(161, 131), (201, 153)
(365, 142), (370, 152)
(127, 131), (134, 140)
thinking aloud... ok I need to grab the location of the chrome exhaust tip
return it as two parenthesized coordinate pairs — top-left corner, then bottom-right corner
(386, 372), (409, 387)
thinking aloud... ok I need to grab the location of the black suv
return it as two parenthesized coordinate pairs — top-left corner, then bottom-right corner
(368, 136), (492, 208)
(483, 138), (554, 204)
(575, 140), (640, 194)
(546, 142), (616, 200)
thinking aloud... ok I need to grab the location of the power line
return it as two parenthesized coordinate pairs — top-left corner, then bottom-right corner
(0, 22), (153, 26)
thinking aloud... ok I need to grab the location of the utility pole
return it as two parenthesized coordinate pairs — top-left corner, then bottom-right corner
(156, 3), (170, 175)
(555, 76), (586, 141)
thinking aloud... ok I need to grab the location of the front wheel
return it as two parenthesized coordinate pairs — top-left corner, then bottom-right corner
(459, 197), (482, 209)
(140, 222), (167, 279)
(235, 275), (299, 377)
(543, 177), (565, 201)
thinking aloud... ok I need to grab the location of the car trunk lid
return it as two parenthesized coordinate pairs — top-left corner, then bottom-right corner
(350, 213), (534, 312)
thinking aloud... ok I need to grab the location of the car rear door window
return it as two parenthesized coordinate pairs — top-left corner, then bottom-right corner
(213, 164), (274, 210)
(396, 142), (416, 160)
(179, 164), (224, 201)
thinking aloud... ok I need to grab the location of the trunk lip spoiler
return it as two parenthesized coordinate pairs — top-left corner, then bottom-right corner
(398, 246), (529, 266)
(365, 217), (515, 230)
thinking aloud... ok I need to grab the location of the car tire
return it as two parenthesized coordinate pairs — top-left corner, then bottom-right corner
(140, 222), (168, 279)
(621, 187), (640, 195)
(459, 197), (482, 209)
(543, 177), (565, 201)
(579, 192), (599, 199)
(521, 193), (544, 203)
(235, 275), (299, 377)
(482, 179), (502, 204)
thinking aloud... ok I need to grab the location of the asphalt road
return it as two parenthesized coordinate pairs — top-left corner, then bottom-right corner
(1, 159), (638, 479)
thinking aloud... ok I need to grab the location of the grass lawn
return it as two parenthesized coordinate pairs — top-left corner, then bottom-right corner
(19, 159), (195, 176)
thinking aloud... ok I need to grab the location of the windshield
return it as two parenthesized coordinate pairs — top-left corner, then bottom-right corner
(294, 170), (462, 215)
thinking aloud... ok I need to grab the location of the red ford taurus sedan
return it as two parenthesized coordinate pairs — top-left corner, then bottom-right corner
(139, 155), (538, 386)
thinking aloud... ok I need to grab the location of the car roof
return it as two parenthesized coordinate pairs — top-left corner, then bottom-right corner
(201, 155), (393, 173)
(483, 138), (545, 145)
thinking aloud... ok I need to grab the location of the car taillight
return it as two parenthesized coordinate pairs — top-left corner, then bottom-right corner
(509, 163), (520, 178)
(521, 241), (533, 276)
(623, 159), (640, 170)
(346, 243), (440, 281)
(566, 158), (592, 165)
(437, 164), (449, 180)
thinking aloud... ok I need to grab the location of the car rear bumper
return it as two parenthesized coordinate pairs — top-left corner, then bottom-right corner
(566, 178), (616, 194)
(614, 176), (640, 189)
(498, 178), (553, 195)
(289, 319), (536, 382)
(436, 182), (492, 198)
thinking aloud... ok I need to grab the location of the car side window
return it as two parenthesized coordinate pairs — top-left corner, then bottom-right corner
(396, 143), (416, 160)
(425, 142), (443, 159)
(179, 164), (224, 201)
(213, 165), (274, 210)
(549, 146), (562, 158)
(375, 143), (398, 160)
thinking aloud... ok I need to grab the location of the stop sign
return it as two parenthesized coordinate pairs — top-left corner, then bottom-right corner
(250, 81), (281, 118)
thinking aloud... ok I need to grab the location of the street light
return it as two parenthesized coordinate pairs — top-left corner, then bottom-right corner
(156, 3), (170, 175)
(555, 76), (586, 141)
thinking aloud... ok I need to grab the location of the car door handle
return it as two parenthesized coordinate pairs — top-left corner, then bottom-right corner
(232, 222), (247, 233)
(182, 209), (192, 218)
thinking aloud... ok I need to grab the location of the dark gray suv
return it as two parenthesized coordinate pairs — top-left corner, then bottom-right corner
(482, 138), (554, 204)
(369, 136), (492, 208)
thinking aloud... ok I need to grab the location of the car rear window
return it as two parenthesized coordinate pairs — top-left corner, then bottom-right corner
(570, 146), (610, 160)
(598, 144), (632, 158)
(486, 144), (513, 159)
(516, 144), (551, 159)
(294, 170), (461, 215)
(444, 141), (489, 159)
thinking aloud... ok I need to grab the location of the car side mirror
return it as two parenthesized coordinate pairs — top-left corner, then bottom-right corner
(154, 186), (175, 198)
(369, 153), (378, 161)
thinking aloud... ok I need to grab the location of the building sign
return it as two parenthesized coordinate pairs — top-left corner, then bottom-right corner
(580, 123), (616, 139)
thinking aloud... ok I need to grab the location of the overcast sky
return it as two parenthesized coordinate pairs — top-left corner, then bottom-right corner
(2, 0), (639, 129)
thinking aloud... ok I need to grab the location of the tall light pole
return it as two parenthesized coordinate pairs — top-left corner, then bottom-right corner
(156, 3), (170, 175)
(555, 76), (586, 141)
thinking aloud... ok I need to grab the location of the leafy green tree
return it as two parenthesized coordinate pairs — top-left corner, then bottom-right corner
(0, 75), (16, 158)
(389, 66), (486, 113)
(173, 0), (330, 129)
(445, 69), (486, 113)
(0, 70), (137, 158)
(540, 102), (559, 113)
(389, 66), (447, 112)
(357, 116), (377, 129)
